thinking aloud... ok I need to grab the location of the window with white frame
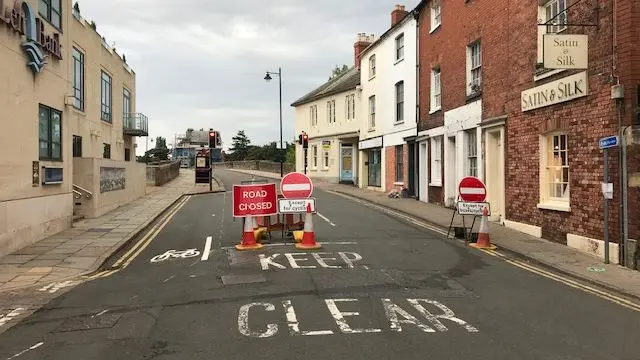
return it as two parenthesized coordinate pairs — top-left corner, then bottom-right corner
(368, 95), (376, 129)
(465, 129), (478, 177)
(369, 55), (376, 78)
(323, 149), (329, 168)
(541, 133), (570, 205)
(326, 100), (336, 123)
(430, 1), (441, 32)
(310, 105), (318, 126)
(350, 95), (355, 120)
(430, 137), (442, 185)
(312, 145), (318, 168)
(345, 95), (355, 120)
(537, 0), (567, 65)
(395, 81), (404, 123)
(395, 34), (404, 61)
(430, 68), (441, 112)
(467, 41), (482, 95)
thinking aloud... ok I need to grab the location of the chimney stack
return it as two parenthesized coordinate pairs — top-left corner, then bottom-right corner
(391, 4), (408, 27)
(354, 33), (376, 70)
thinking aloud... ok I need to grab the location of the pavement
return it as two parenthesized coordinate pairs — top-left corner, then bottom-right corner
(225, 168), (640, 301)
(0, 169), (222, 293)
(0, 169), (637, 359)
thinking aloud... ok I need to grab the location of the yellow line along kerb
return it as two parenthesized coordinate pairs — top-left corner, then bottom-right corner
(327, 190), (640, 312)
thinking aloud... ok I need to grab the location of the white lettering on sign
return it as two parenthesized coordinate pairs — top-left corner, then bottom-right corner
(259, 252), (363, 270)
(242, 190), (268, 198)
(237, 302), (278, 338)
(237, 298), (479, 338)
(238, 202), (273, 211)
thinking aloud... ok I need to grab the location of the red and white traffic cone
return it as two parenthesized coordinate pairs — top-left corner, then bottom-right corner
(295, 203), (321, 249)
(236, 215), (264, 251)
(470, 207), (497, 250)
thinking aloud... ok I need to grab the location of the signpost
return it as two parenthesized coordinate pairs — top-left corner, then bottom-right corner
(194, 150), (211, 190)
(599, 136), (618, 264)
(232, 183), (278, 218)
(448, 177), (489, 242)
(280, 172), (313, 198)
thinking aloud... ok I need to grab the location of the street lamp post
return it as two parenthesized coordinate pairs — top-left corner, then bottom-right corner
(264, 67), (283, 178)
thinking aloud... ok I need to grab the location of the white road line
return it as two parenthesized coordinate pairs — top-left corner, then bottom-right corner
(163, 275), (176, 283)
(317, 212), (336, 226)
(91, 310), (108, 318)
(7, 341), (44, 359)
(201, 236), (213, 261)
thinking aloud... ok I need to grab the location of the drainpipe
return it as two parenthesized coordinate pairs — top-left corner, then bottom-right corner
(413, 9), (421, 200)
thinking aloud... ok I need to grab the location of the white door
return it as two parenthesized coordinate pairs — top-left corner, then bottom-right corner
(485, 128), (505, 223)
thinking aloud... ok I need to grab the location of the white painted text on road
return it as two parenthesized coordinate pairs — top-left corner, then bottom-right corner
(259, 252), (363, 270)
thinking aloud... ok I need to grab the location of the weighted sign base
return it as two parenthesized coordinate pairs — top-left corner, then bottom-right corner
(235, 243), (264, 251)
(469, 243), (497, 250)
(295, 243), (321, 250)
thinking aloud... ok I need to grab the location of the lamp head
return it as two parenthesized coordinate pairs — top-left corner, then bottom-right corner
(264, 72), (272, 82)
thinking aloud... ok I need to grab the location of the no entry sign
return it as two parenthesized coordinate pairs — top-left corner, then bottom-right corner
(280, 172), (313, 198)
(232, 183), (278, 217)
(458, 177), (486, 203)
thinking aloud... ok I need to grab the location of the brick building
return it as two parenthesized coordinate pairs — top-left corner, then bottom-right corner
(414, 0), (638, 264)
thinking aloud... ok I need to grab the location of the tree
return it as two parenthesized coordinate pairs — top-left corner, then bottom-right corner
(140, 136), (169, 162)
(228, 130), (251, 160)
(285, 143), (295, 165)
(329, 64), (350, 80)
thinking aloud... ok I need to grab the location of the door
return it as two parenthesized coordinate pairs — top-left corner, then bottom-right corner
(367, 149), (382, 187)
(485, 128), (505, 222)
(408, 142), (416, 196)
(340, 145), (354, 184)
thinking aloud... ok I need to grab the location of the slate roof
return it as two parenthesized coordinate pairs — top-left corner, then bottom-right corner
(290, 66), (361, 107)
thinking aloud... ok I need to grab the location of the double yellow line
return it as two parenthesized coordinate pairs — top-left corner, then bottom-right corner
(86, 195), (191, 280)
(328, 190), (640, 312)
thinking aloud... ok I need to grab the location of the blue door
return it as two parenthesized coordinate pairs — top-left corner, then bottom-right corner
(340, 146), (353, 183)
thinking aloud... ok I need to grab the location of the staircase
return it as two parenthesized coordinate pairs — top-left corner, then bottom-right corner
(72, 184), (93, 222)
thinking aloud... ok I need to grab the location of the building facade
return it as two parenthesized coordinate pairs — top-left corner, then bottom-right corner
(0, 0), (148, 257)
(358, 5), (418, 194)
(291, 35), (371, 184)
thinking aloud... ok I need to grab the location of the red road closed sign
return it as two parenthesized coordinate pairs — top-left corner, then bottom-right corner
(458, 177), (487, 203)
(232, 183), (278, 217)
(280, 172), (313, 198)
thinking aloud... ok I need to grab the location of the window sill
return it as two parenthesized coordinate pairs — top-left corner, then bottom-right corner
(394, 121), (405, 126)
(72, 107), (86, 115)
(534, 68), (566, 82)
(39, 158), (63, 163)
(429, 107), (441, 115)
(368, 75), (376, 81)
(429, 24), (441, 34)
(537, 202), (571, 212)
(466, 91), (482, 102)
(428, 182), (442, 187)
(368, 128), (376, 133)
(101, 119), (113, 125)
(394, 58), (404, 66)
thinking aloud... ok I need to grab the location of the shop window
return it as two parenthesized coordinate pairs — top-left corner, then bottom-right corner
(39, 105), (62, 161)
(367, 149), (382, 187)
(539, 133), (570, 211)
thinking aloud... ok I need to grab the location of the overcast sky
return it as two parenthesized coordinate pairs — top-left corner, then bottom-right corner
(79, 0), (419, 153)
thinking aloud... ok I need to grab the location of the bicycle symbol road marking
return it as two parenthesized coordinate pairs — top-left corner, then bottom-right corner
(150, 249), (201, 263)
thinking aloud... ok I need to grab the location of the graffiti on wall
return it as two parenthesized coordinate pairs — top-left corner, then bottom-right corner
(100, 167), (126, 193)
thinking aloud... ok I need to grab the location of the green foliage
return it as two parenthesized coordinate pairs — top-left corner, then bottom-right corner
(227, 130), (251, 161)
(329, 64), (349, 80)
(139, 136), (169, 162)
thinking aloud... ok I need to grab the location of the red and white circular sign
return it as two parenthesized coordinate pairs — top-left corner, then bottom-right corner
(280, 172), (313, 198)
(458, 176), (486, 202)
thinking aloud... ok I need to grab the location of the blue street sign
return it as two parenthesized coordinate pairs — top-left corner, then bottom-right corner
(599, 136), (619, 149)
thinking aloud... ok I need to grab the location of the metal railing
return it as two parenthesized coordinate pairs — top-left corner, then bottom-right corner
(123, 113), (149, 136)
(73, 184), (93, 199)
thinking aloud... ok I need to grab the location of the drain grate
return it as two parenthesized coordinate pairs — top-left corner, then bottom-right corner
(54, 313), (122, 332)
(221, 274), (267, 285)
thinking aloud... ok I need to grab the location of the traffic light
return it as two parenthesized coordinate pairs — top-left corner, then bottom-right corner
(208, 131), (216, 148)
(302, 133), (309, 149)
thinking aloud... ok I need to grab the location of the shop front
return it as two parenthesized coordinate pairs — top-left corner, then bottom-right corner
(358, 136), (383, 189)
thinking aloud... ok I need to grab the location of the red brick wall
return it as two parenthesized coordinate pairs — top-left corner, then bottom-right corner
(504, 0), (620, 243)
(384, 144), (409, 193)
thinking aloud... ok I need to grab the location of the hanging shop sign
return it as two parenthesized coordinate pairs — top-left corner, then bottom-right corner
(543, 34), (588, 70)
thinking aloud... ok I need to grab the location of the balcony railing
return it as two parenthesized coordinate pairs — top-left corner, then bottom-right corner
(123, 113), (149, 136)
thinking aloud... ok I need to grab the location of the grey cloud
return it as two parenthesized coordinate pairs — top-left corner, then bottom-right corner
(79, 0), (420, 151)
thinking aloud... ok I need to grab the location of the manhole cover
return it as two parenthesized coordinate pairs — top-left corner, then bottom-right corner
(221, 274), (267, 285)
(54, 313), (122, 332)
(587, 266), (606, 272)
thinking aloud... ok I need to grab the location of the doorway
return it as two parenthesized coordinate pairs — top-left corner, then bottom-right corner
(340, 145), (354, 184)
(446, 135), (457, 206)
(367, 149), (382, 187)
(485, 128), (505, 223)
(408, 142), (416, 197)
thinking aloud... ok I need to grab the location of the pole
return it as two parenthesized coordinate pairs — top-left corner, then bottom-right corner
(622, 126), (630, 267)
(304, 148), (308, 174)
(617, 101), (625, 265)
(279, 67), (284, 178)
(604, 148), (610, 264)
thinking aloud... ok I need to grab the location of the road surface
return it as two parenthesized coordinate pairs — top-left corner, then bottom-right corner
(0, 169), (638, 359)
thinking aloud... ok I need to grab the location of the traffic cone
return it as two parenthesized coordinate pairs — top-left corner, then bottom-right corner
(470, 207), (497, 250)
(236, 215), (264, 251)
(295, 203), (321, 249)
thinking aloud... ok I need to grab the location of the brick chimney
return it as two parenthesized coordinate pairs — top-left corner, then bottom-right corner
(391, 4), (408, 27)
(354, 33), (376, 70)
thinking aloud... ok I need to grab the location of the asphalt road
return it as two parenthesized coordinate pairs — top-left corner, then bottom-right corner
(0, 169), (638, 359)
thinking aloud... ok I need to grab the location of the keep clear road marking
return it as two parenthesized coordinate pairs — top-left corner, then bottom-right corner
(259, 252), (363, 270)
(0, 308), (25, 327)
(327, 190), (640, 313)
(238, 298), (478, 338)
(316, 212), (336, 226)
(201, 236), (213, 261)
